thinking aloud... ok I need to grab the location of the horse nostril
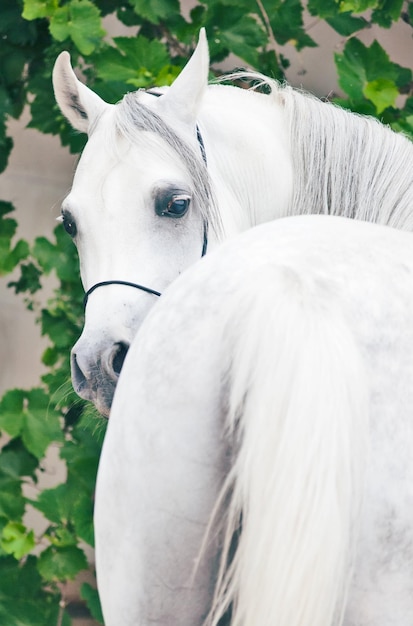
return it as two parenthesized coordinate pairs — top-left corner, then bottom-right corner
(71, 353), (86, 391)
(111, 341), (130, 376)
(71, 350), (93, 399)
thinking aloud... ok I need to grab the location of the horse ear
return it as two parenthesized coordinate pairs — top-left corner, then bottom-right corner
(159, 29), (209, 126)
(53, 51), (108, 134)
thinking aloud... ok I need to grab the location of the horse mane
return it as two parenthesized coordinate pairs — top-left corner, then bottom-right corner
(285, 85), (413, 227)
(223, 71), (413, 228)
(113, 93), (223, 237)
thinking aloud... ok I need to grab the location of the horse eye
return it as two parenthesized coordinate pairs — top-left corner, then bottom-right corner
(162, 195), (190, 218)
(61, 213), (77, 238)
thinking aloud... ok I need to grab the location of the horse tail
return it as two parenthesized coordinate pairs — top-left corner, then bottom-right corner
(208, 265), (368, 626)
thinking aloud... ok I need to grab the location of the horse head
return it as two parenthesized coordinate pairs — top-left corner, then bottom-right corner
(53, 30), (214, 416)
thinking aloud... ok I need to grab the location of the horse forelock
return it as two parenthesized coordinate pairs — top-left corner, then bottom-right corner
(112, 92), (222, 238)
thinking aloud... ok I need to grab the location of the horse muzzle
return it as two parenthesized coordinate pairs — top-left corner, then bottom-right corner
(71, 340), (130, 417)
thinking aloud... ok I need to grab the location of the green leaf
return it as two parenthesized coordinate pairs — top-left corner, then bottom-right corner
(21, 389), (63, 459)
(0, 201), (14, 219)
(154, 64), (182, 86)
(33, 477), (95, 547)
(0, 440), (37, 520)
(129, 0), (180, 24)
(408, 1), (413, 24)
(335, 38), (412, 109)
(0, 388), (64, 459)
(0, 555), (42, 598)
(339, 0), (377, 12)
(33, 228), (82, 285)
(37, 545), (88, 581)
(81, 582), (104, 624)
(1, 0), (38, 44)
(0, 439), (38, 481)
(31, 237), (57, 275)
(93, 36), (169, 87)
(22, 0), (57, 20)
(372, 0), (404, 26)
(8, 262), (43, 295)
(0, 389), (25, 438)
(1, 522), (35, 559)
(0, 134), (13, 173)
(60, 428), (101, 491)
(70, 492), (95, 546)
(40, 308), (78, 349)
(266, 0), (317, 49)
(4, 240), (30, 272)
(326, 12), (367, 36)
(0, 486), (25, 521)
(49, 0), (105, 56)
(115, 36), (170, 73)
(32, 484), (73, 525)
(0, 203), (29, 275)
(0, 556), (64, 626)
(308, 0), (368, 35)
(363, 78), (399, 114)
(48, 526), (78, 548)
(1, 49), (26, 87)
(41, 346), (60, 367)
(206, 9), (266, 67)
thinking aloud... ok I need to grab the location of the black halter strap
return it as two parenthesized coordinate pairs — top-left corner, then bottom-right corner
(83, 280), (161, 310)
(83, 110), (208, 311)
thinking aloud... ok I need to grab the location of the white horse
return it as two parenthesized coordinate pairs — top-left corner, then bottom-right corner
(52, 30), (413, 416)
(95, 215), (413, 626)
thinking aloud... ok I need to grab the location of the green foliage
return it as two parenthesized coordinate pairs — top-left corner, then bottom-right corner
(335, 38), (413, 130)
(81, 582), (105, 623)
(129, 0), (180, 25)
(49, 0), (106, 55)
(0, 214), (106, 622)
(1, 522), (36, 559)
(0, 388), (63, 459)
(265, 0), (317, 50)
(0, 202), (29, 276)
(0, 0), (411, 624)
(92, 36), (172, 90)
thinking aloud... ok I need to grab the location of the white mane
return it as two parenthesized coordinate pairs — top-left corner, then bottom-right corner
(222, 72), (413, 228)
(284, 85), (413, 227)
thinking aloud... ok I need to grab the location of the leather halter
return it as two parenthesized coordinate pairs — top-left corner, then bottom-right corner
(83, 113), (208, 311)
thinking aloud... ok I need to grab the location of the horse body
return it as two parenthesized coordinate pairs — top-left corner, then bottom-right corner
(52, 30), (413, 414)
(52, 30), (413, 622)
(95, 215), (413, 625)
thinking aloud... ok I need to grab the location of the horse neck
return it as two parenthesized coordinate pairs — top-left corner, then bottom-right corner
(200, 82), (413, 238)
(199, 85), (294, 239)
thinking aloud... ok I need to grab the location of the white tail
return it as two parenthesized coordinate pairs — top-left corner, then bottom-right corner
(208, 264), (369, 626)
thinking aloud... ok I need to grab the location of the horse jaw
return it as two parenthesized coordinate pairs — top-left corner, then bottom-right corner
(53, 51), (109, 134)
